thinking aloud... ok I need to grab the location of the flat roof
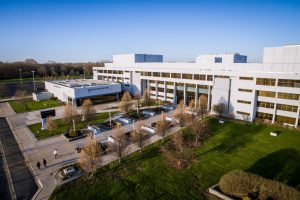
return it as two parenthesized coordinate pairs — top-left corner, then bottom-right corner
(46, 79), (119, 88)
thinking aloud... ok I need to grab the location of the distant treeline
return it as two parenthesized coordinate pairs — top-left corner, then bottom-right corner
(0, 59), (108, 80)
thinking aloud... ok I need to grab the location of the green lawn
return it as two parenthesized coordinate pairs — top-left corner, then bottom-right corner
(9, 99), (62, 113)
(50, 118), (300, 200)
(0, 75), (92, 84)
(28, 112), (118, 139)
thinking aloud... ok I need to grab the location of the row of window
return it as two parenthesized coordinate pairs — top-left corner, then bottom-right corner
(256, 78), (300, 88)
(256, 112), (297, 125)
(97, 70), (123, 74)
(236, 111), (250, 116)
(238, 88), (253, 93)
(256, 112), (273, 120)
(141, 71), (214, 81)
(257, 90), (300, 100)
(237, 100), (251, 105)
(277, 104), (298, 112)
(257, 101), (275, 109)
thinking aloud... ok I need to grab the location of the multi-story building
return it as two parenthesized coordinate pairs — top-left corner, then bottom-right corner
(93, 45), (300, 127)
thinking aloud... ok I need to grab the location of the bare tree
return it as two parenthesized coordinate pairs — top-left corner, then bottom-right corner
(110, 125), (127, 163)
(212, 103), (227, 118)
(188, 99), (195, 112)
(15, 89), (28, 111)
(81, 99), (96, 124)
(173, 100), (188, 129)
(119, 91), (132, 115)
(142, 88), (151, 106)
(156, 112), (169, 138)
(79, 137), (102, 178)
(197, 95), (208, 120)
(46, 117), (57, 131)
(131, 121), (147, 152)
(134, 91), (142, 114)
(63, 103), (78, 126)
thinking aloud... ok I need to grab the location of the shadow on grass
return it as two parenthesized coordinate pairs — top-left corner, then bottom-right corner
(247, 148), (300, 189)
(200, 119), (264, 155)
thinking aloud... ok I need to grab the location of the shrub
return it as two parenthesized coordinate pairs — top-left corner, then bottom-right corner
(219, 170), (300, 200)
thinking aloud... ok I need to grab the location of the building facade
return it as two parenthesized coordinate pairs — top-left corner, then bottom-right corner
(93, 46), (300, 127)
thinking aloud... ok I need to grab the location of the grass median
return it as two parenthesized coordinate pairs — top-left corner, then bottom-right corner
(28, 112), (118, 140)
(9, 99), (62, 113)
(50, 118), (300, 199)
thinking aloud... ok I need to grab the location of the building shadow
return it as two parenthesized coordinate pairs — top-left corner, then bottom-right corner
(247, 148), (300, 189)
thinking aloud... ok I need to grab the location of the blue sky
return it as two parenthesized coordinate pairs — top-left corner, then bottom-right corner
(0, 0), (300, 63)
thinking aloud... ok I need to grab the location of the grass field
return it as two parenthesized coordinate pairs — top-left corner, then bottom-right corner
(9, 99), (62, 113)
(50, 118), (300, 200)
(28, 112), (118, 139)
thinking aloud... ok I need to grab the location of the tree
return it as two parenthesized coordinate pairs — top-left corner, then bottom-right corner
(197, 95), (208, 120)
(173, 100), (189, 129)
(156, 112), (169, 138)
(63, 103), (78, 126)
(46, 117), (57, 131)
(119, 91), (132, 115)
(131, 121), (147, 152)
(134, 91), (141, 114)
(79, 137), (102, 178)
(142, 88), (151, 106)
(190, 119), (209, 144)
(37, 65), (47, 79)
(188, 99), (195, 112)
(81, 99), (96, 124)
(0, 84), (8, 98)
(212, 102), (227, 118)
(15, 89), (28, 111)
(110, 125), (127, 163)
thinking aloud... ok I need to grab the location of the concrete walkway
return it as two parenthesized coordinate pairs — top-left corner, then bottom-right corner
(0, 101), (180, 200)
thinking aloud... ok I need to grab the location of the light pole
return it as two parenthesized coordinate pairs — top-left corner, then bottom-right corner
(83, 67), (86, 79)
(31, 71), (36, 91)
(19, 68), (22, 85)
(109, 107), (112, 128)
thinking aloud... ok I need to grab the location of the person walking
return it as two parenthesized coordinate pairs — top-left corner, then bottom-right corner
(36, 161), (41, 170)
(53, 148), (58, 159)
(43, 158), (47, 167)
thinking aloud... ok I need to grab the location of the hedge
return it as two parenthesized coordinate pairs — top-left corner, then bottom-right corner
(219, 170), (300, 200)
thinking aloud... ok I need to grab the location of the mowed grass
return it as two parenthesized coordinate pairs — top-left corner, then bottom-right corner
(28, 112), (118, 139)
(9, 99), (62, 113)
(50, 118), (300, 200)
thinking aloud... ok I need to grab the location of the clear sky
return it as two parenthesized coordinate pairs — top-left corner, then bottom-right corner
(0, 0), (299, 63)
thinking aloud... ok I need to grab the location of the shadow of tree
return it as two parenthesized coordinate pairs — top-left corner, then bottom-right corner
(247, 148), (300, 189)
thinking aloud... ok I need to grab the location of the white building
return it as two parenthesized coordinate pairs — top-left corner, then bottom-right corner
(93, 45), (300, 127)
(45, 79), (121, 106)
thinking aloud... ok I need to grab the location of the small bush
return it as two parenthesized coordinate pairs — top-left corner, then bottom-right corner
(219, 170), (300, 200)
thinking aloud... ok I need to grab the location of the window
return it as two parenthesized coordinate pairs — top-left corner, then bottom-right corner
(166, 81), (174, 86)
(256, 112), (273, 120)
(176, 82), (184, 87)
(257, 90), (276, 98)
(113, 70), (118, 74)
(125, 71), (129, 73)
(150, 87), (156, 91)
(152, 72), (160, 77)
(182, 73), (193, 79)
(186, 83), (196, 88)
(150, 80), (156, 84)
(166, 89), (174, 93)
(256, 78), (276, 86)
(237, 100), (251, 104)
(239, 77), (254, 80)
(276, 104), (298, 112)
(275, 115), (296, 124)
(157, 81), (164, 85)
(215, 75), (230, 78)
(238, 88), (252, 93)
(171, 73), (181, 78)
(158, 87), (164, 92)
(278, 79), (300, 88)
(236, 111), (250, 116)
(277, 92), (299, 100)
(198, 85), (208, 89)
(108, 70), (112, 74)
(97, 70), (103, 73)
(162, 72), (170, 78)
(257, 101), (274, 109)
(118, 70), (123, 74)
(103, 70), (107, 73)
(207, 75), (213, 81)
(194, 74), (206, 80)
(142, 71), (151, 76)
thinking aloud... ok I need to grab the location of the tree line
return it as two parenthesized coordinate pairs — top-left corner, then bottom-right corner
(0, 59), (109, 80)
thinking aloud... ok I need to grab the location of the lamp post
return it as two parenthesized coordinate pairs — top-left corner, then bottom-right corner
(31, 71), (36, 91)
(109, 107), (112, 128)
(19, 68), (22, 85)
(83, 67), (86, 79)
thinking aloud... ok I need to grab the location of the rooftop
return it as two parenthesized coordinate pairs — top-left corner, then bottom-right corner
(46, 79), (118, 88)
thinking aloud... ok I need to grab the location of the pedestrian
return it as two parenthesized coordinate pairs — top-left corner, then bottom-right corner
(53, 148), (58, 159)
(43, 158), (47, 167)
(37, 161), (41, 170)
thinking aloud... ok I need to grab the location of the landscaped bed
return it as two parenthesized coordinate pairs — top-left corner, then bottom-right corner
(50, 118), (300, 200)
(28, 112), (118, 140)
(9, 98), (62, 113)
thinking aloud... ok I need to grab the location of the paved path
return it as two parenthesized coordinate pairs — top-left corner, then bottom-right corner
(0, 101), (179, 200)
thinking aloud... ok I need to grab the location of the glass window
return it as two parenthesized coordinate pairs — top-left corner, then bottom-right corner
(152, 72), (160, 77)
(166, 81), (174, 86)
(166, 88), (174, 93)
(238, 88), (252, 93)
(182, 73), (193, 79)
(257, 101), (274, 109)
(276, 104), (298, 112)
(256, 78), (276, 86)
(239, 77), (254, 80)
(171, 73), (181, 78)
(207, 75), (213, 81)
(257, 90), (276, 98)
(277, 92), (299, 100)
(236, 111), (250, 116)
(237, 100), (251, 104)
(278, 79), (300, 88)
(275, 115), (296, 124)
(162, 72), (170, 78)
(256, 112), (273, 120)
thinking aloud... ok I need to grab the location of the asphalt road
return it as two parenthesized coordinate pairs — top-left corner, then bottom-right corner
(0, 117), (37, 200)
